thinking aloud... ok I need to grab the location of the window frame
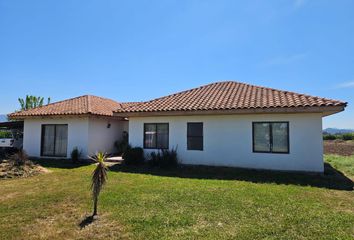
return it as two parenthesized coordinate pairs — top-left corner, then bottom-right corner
(41, 124), (68, 157)
(143, 123), (169, 149)
(252, 121), (289, 154)
(187, 122), (204, 151)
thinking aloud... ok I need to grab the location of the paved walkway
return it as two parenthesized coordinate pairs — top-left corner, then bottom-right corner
(106, 156), (123, 162)
(105, 156), (123, 167)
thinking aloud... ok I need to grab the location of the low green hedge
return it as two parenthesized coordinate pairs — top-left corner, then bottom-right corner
(0, 131), (12, 139)
(323, 133), (354, 141)
(124, 147), (144, 165)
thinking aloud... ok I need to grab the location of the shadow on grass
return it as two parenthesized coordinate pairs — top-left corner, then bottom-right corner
(109, 163), (353, 191)
(79, 215), (96, 229)
(31, 158), (93, 169)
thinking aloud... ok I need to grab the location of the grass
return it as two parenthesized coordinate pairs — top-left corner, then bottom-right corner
(325, 154), (354, 177)
(0, 156), (353, 240)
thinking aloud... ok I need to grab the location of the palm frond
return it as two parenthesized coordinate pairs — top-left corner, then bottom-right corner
(89, 152), (108, 216)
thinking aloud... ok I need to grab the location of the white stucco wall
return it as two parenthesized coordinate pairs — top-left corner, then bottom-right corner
(23, 117), (128, 158)
(128, 113), (324, 172)
(23, 117), (90, 158)
(88, 118), (128, 155)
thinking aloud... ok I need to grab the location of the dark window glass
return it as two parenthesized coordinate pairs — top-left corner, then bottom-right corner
(253, 122), (289, 153)
(271, 123), (289, 153)
(156, 124), (169, 149)
(253, 123), (271, 152)
(144, 124), (156, 148)
(55, 125), (68, 156)
(187, 123), (203, 151)
(41, 124), (68, 157)
(144, 123), (169, 149)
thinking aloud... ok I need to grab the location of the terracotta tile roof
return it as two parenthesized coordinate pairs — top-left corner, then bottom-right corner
(8, 81), (347, 119)
(120, 102), (141, 109)
(115, 81), (347, 113)
(9, 95), (122, 118)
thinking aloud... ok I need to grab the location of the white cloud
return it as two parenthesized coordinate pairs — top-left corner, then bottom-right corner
(263, 53), (307, 66)
(337, 81), (354, 88)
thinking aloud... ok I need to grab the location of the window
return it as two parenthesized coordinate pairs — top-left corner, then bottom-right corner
(187, 122), (203, 151)
(41, 124), (68, 157)
(144, 123), (169, 149)
(252, 122), (289, 153)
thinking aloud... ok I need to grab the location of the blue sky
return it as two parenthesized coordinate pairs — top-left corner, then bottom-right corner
(0, 0), (353, 128)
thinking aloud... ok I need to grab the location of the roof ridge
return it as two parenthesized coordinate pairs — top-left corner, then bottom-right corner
(131, 80), (346, 105)
(143, 81), (228, 103)
(116, 101), (144, 112)
(9, 94), (123, 118)
(87, 94), (121, 104)
(86, 95), (92, 113)
(9, 81), (347, 118)
(225, 81), (346, 104)
(45, 94), (90, 106)
(25, 95), (120, 111)
(114, 80), (347, 113)
(113, 83), (222, 112)
(10, 95), (92, 115)
(121, 101), (142, 104)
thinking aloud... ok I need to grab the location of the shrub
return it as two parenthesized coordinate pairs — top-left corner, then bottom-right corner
(323, 134), (337, 140)
(114, 132), (129, 156)
(149, 151), (159, 167)
(0, 131), (12, 139)
(124, 147), (144, 165)
(342, 133), (353, 141)
(71, 147), (82, 163)
(9, 150), (30, 166)
(148, 147), (179, 168)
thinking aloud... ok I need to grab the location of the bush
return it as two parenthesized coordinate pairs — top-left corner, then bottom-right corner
(124, 147), (144, 165)
(148, 147), (178, 168)
(342, 133), (353, 141)
(114, 131), (129, 156)
(323, 134), (337, 140)
(71, 147), (82, 163)
(0, 131), (12, 139)
(9, 150), (31, 166)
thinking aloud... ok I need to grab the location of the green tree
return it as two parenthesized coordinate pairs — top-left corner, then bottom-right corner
(18, 95), (51, 110)
(89, 152), (108, 217)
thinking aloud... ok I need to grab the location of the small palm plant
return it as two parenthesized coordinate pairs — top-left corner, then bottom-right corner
(89, 152), (108, 217)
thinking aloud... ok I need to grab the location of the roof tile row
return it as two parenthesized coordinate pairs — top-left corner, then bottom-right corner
(116, 81), (346, 113)
(9, 81), (346, 118)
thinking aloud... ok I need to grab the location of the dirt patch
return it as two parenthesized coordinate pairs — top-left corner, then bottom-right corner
(0, 160), (50, 179)
(324, 140), (354, 156)
(0, 191), (21, 201)
(21, 201), (127, 240)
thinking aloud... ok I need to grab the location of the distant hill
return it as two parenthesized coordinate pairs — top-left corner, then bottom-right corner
(0, 114), (8, 123)
(323, 128), (354, 134)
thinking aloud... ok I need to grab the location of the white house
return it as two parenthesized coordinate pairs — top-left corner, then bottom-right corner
(9, 81), (347, 172)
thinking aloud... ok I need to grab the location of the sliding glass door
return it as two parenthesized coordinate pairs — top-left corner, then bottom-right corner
(41, 124), (68, 157)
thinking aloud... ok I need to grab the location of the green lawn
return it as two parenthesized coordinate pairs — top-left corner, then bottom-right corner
(326, 155), (354, 177)
(0, 155), (353, 240)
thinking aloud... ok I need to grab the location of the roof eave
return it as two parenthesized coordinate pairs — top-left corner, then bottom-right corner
(8, 113), (126, 120)
(113, 105), (346, 117)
